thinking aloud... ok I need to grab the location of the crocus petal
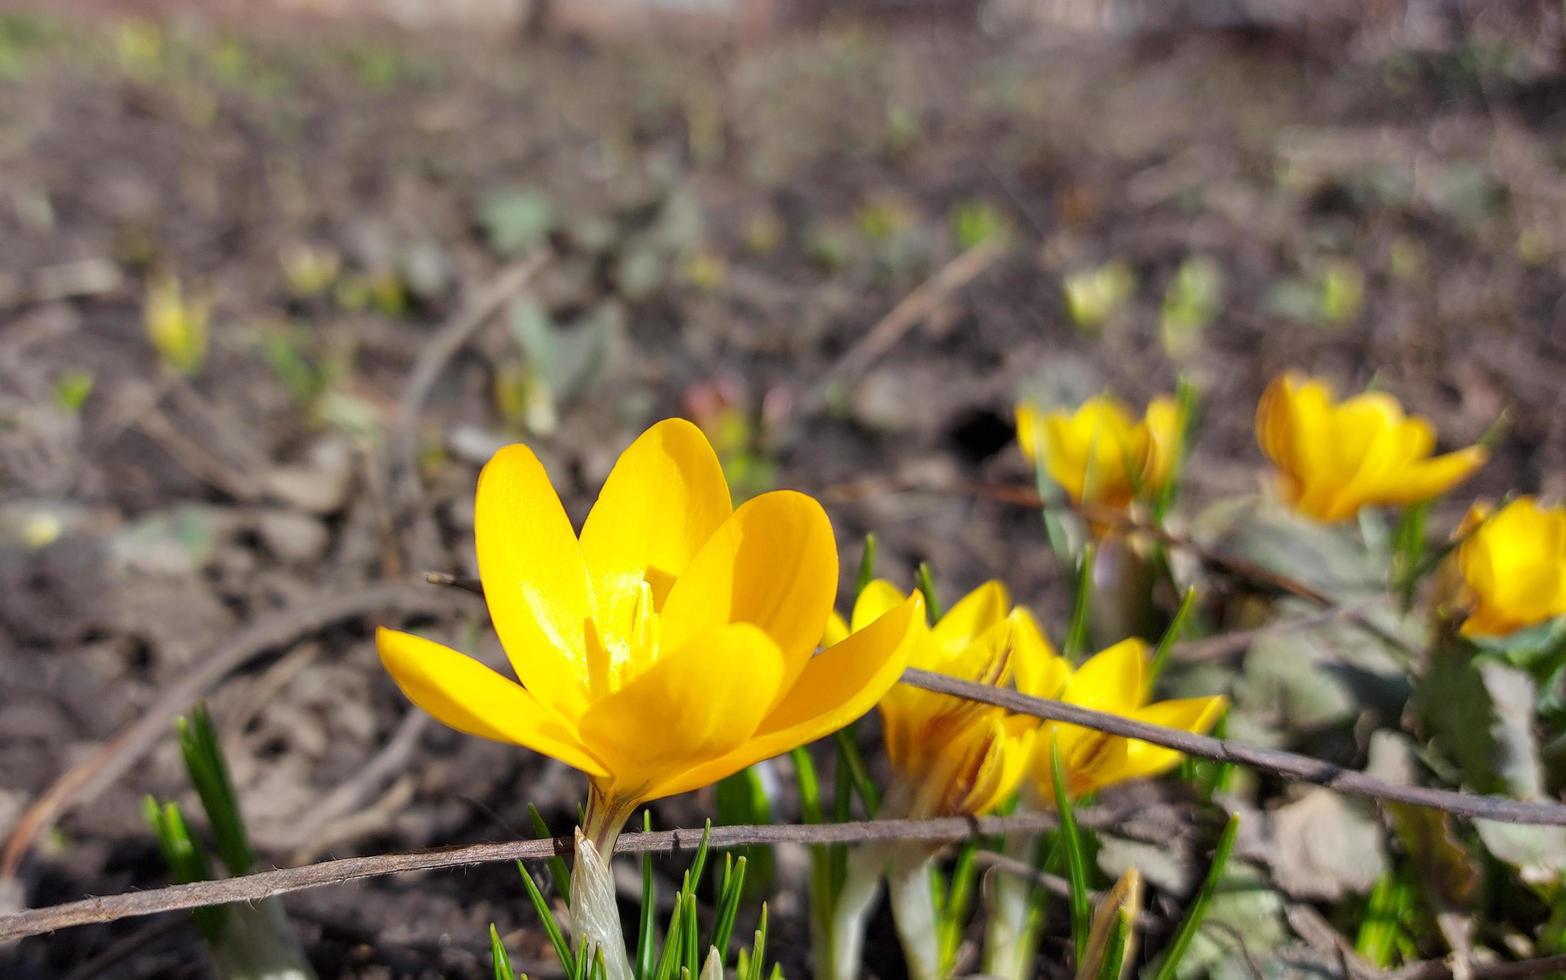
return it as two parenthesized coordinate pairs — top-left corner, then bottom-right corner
(851, 578), (909, 633)
(658, 594), (924, 797)
(1015, 403), (1042, 461)
(475, 444), (594, 720)
(822, 609), (850, 648)
(1104, 696), (1226, 784)
(1063, 638), (1146, 715)
(661, 490), (837, 700)
(1009, 607), (1067, 700)
(1383, 446), (1487, 507)
(577, 623), (785, 801)
(579, 419), (732, 643)
(376, 628), (607, 776)
(932, 580), (1010, 655)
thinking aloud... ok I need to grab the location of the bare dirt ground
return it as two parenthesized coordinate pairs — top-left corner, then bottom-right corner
(2, 3), (1565, 977)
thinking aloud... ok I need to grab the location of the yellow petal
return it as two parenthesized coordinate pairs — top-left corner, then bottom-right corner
(1064, 638), (1147, 714)
(1011, 607), (1068, 700)
(475, 444), (594, 719)
(1015, 403), (1041, 462)
(661, 490), (838, 700)
(1381, 446), (1487, 507)
(376, 628), (606, 776)
(661, 594), (924, 797)
(578, 623), (785, 801)
(822, 609), (850, 648)
(579, 419), (733, 644)
(1140, 396), (1184, 495)
(1101, 696), (1226, 785)
(932, 579), (1011, 654)
(852, 578), (910, 633)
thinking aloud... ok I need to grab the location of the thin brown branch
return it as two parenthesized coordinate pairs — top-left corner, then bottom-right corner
(902, 668), (1566, 825)
(0, 813), (1076, 943)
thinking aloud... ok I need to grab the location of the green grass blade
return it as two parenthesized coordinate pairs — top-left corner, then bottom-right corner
(638, 810), (657, 980)
(1147, 586), (1198, 686)
(711, 855), (748, 958)
(1064, 544), (1095, 661)
(516, 860), (576, 975)
(653, 899), (685, 980)
(746, 905), (769, 980)
(938, 840), (979, 972)
(833, 728), (880, 816)
(492, 923), (517, 980)
(529, 803), (572, 907)
(144, 796), (225, 944)
(1094, 910), (1129, 980)
(1050, 741), (1092, 962)
(177, 703), (254, 876)
(916, 562), (943, 623)
(1150, 813), (1240, 980)
(682, 892), (699, 973)
(856, 534), (877, 597)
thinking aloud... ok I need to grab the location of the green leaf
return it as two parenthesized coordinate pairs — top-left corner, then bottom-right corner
(916, 562), (943, 623)
(176, 703), (254, 877)
(492, 923), (517, 980)
(1150, 814), (1241, 980)
(516, 860), (576, 975)
(1148, 586), (1198, 686)
(638, 810), (658, 980)
(144, 796), (224, 943)
(833, 729), (880, 817)
(1050, 741), (1092, 961)
(855, 534), (877, 597)
(479, 187), (554, 255)
(710, 854), (748, 958)
(529, 803), (572, 907)
(653, 898), (685, 980)
(1064, 544), (1095, 662)
(1094, 909), (1130, 980)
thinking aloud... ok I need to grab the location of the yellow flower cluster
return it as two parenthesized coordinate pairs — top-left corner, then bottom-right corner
(836, 579), (1225, 819)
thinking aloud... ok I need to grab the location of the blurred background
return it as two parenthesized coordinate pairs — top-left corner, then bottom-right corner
(1, 0), (1564, 976)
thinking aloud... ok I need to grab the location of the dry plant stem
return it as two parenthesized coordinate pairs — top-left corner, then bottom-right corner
(902, 668), (1566, 825)
(0, 581), (475, 883)
(0, 814), (1074, 943)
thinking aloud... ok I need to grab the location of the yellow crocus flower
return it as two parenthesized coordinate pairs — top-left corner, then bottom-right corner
(1457, 497), (1566, 637)
(1017, 637), (1225, 800)
(1256, 372), (1486, 523)
(1015, 394), (1184, 510)
(144, 274), (210, 376)
(377, 419), (923, 846)
(854, 579), (1042, 819)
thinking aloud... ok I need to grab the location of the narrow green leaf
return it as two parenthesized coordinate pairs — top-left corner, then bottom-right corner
(516, 860), (576, 975)
(856, 534), (878, 597)
(653, 899), (685, 980)
(833, 728), (880, 817)
(529, 803), (572, 906)
(638, 810), (658, 980)
(177, 703), (254, 876)
(1064, 544), (1095, 661)
(916, 562), (943, 623)
(747, 905), (770, 980)
(939, 840), (979, 973)
(683, 821), (713, 907)
(1094, 910), (1129, 980)
(592, 947), (608, 980)
(682, 892), (699, 973)
(492, 923), (517, 980)
(1147, 586), (1198, 686)
(766, 964), (782, 980)
(1392, 501), (1429, 611)
(1050, 741), (1092, 961)
(1150, 813), (1241, 980)
(144, 797), (224, 943)
(711, 855), (748, 958)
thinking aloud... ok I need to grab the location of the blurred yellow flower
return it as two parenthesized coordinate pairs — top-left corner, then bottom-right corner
(855, 579), (1041, 819)
(378, 419), (923, 843)
(144, 274), (210, 376)
(1256, 372), (1486, 523)
(1015, 395), (1183, 510)
(1017, 637), (1225, 801)
(1457, 497), (1566, 637)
